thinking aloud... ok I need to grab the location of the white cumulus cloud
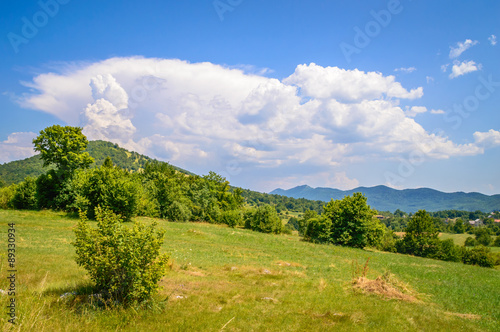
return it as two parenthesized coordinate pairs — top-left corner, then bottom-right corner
(449, 60), (481, 79)
(394, 67), (416, 73)
(449, 39), (479, 58)
(283, 63), (423, 101)
(405, 106), (427, 117)
(473, 129), (500, 148)
(0, 132), (37, 163)
(12, 57), (497, 188)
(430, 109), (445, 115)
(488, 34), (497, 46)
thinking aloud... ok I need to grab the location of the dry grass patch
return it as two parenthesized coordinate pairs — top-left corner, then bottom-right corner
(444, 312), (482, 320)
(274, 260), (305, 268)
(304, 310), (350, 326)
(352, 273), (420, 303)
(318, 278), (327, 292)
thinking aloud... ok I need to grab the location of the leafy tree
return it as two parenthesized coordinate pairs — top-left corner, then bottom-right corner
(365, 217), (386, 248)
(323, 193), (375, 248)
(33, 125), (94, 179)
(304, 216), (332, 243)
(221, 209), (243, 228)
(464, 236), (477, 247)
(453, 218), (465, 234)
(431, 239), (462, 262)
(167, 200), (192, 222)
(494, 236), (500, 247)
(462, 245), (494, 268)
(286, 217), (300, 232)
(244, 204), (283, 234)
(298, 210), (318, 235)
(73, 207), (170, 304)
(0, 184), (17, 209)
(393, 209), (407, 218)
(70, 166), (141, 221)
(475, 228), (492, 246)
(102, 156), (114, 168)
(398, 210), (439, 257)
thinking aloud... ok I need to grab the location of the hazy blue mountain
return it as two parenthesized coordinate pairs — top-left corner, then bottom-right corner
(270, 185), (500, 213)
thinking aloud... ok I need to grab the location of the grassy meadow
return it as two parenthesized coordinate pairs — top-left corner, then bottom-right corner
(0, 209), (499, 331)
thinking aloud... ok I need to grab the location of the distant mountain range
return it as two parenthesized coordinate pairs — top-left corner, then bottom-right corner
(270, 185), (500, 213)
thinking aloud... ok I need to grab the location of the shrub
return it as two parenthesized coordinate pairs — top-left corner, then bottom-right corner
(494, 236), (500, 247)
(70, 166), (141, 221)
(365, 218), (385, 248)
(298, 210), (318, 235)
(221, 209), (243, 228)
(36, 170), (61, 210)
(73, 207), (170, 304)
(464, 236), (477, 247)
(286, 217), (300, 232)
(304, 217), (332, 243)
(11, 177), (38, 210)
(167, 200), (192, 222)
(0, 184), (17, 209)
(461, 245), (494, 268)
(377, 229), (399, 253)
(430, 239), (462, 262)
(244, 205), (283, 234)
(475, 228), (492, 246)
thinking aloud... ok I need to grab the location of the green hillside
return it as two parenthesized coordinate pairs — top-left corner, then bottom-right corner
(0, 140), (193, 186)
(0, 209), (498, 331)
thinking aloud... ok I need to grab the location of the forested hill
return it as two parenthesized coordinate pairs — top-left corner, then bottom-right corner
(0, 140), (193, 186)
(270, 185), (500, 213)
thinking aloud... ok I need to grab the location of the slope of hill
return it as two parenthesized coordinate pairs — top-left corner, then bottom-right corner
(271, 185), (500, 213)
(1, 209), (499, 331)
(0, 140), (193, 186)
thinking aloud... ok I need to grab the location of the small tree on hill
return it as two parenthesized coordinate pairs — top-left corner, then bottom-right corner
(244, 204), (283, 234)
(323, 193), (376, 248)
(398, 210), (439, 257)
(475, 228), (492, 246)
(33, 125), (94, 179)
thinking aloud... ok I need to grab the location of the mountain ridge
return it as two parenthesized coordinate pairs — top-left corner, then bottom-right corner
(270, 185), (500, 213)
(0, 140), (193, 186)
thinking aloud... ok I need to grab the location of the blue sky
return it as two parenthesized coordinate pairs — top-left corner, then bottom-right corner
(1, 0), (499, 194)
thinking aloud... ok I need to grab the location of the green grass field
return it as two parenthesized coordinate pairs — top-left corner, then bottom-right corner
(439, 233), (500, 253)
(0, 210), (499, 331)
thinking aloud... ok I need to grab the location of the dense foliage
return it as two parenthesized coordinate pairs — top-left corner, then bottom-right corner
(33, 125), (94, 179)
(244, 204), (283, 234)
(73, 207), (170, 304)
(305, 193), (379, 248)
